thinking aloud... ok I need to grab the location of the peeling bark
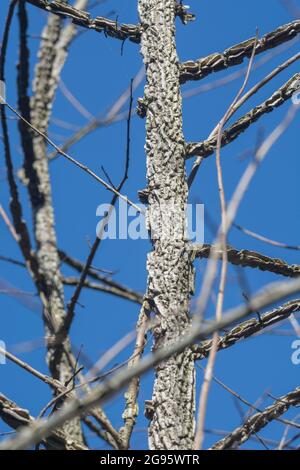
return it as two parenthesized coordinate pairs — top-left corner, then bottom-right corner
(138, 0), (195, 450)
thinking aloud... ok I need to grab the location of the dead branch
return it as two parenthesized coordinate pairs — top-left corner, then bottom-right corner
(180, 20), (300, 83)
(0, 394), (87, 450)
(193, 299), (300, 360)
(211, 385), (300, 449)
(186, 73), (300, 158)
(25, 0), (141, 43)
(62, 277), (143, 305)
(196, 243), (300, 278)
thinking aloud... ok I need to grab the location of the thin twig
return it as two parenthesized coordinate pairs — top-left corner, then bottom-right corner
(60, 79), (135, 338)
(48, 66), (144, 161)
(234, 222), (300, 251)
(3, 100), (142, 213)
(194, 37), (257, 449)
(193, 104), (298, 326)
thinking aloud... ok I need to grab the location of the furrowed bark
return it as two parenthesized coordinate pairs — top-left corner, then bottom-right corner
(138, 0), (195, 450)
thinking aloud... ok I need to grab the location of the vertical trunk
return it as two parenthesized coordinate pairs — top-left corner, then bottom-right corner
(24, 7), (84, 444)
(138, 0), (195, 450)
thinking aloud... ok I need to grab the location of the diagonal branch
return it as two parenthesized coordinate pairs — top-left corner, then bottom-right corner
(0, 344), (122, 448)
(194, 40), (257, 450)
(0, 345), (64, 392)
(0, 246), (144, 305)
(60, 78), (134, 340)
(180, 20), (300, 83)
(58, 249), (143, 303)
(186, 73), (300, 158)
(119, 300), (149, 448)
(210, 385), (300, 449)
(188, 49), (300, 186)
(234, 222), (300, 251)
(25, 0), (141, 43)
(6, 99), (141, 213)
(193, 299), (300, 360)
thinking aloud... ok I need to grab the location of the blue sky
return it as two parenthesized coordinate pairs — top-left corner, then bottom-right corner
(0, 0), (300, 450)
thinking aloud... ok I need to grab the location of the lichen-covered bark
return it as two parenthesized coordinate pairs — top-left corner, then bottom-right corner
(30, 12), (67, 379)
(24, 5), (85, 443)
(138, 0), (195, 450)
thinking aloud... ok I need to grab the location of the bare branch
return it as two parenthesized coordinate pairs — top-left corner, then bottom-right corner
(25, 0), (141, 43)
(16, 0), (92, 442)
(186, 73), (300, 158)
(0, 394), (87, 450)
(60, 79), (134, 340)
(194, 42), (257, 449)
(193, 299), (300, 360)
(82, 416), (116, 449)
(234, 223), (300, 251)
(0, 344), (122, 448)
(211, 386), (300, 449)
(62, 277), (143, 305)
(198, 364), (300, 431)
(1, 0), (40, 287)
(196, 244), (300, 278)
(24, 0), (194, 45)
(205, 426), (294, 449)
(59, 250), (143, 303)
(0, 345), (64, 392)
(180, 20), (300, 83)
(5, 99), (142, 213)
(47, 66), (144, 161)
(119, 301), (149, 448)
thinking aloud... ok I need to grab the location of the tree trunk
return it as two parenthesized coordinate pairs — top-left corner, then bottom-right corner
(27, 8), (84, 444)
(138, 0), (196, 450)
